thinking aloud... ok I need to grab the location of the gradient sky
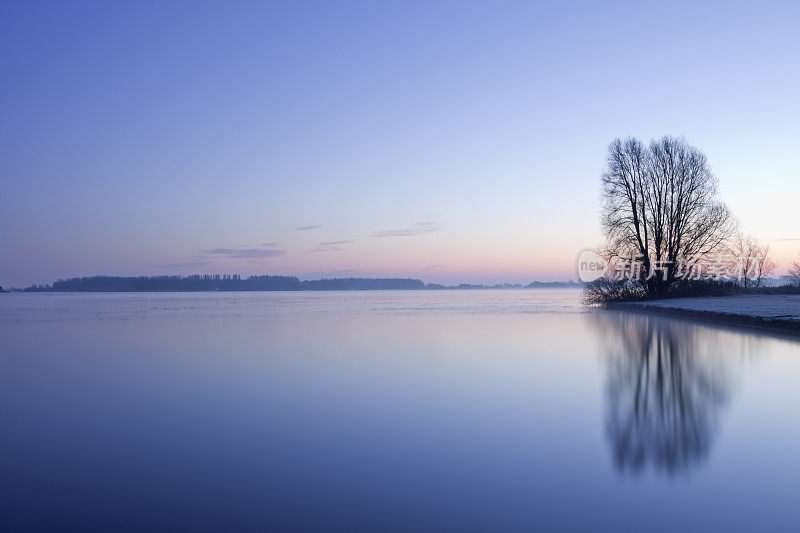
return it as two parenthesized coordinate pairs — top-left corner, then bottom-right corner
(2, 1), (799, 287)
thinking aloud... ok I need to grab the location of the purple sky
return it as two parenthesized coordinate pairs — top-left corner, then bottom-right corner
(2, 1), (799, 287)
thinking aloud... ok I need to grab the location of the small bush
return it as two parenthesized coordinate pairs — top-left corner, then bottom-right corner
(582, 278), (648, 305)
(732, 284), (800, 296)
(582, 278), (741, 305)
(665, 279), (737, 298)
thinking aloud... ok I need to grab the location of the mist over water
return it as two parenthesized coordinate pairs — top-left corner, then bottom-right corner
(2, 290), (799, 531)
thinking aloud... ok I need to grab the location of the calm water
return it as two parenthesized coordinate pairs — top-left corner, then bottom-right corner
(2, 290), (799, 531)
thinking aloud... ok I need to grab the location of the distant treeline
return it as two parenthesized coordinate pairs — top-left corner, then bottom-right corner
(20, 275), (583, 292)
(24, 275), (425, 292)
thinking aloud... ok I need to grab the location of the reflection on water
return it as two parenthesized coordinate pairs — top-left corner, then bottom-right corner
(590, 311), (761, 475)
(4, 292), (800, 531)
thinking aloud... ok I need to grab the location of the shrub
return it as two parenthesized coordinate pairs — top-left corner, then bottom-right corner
(582, 278), (648, 305)
(582, 277), (740, 305)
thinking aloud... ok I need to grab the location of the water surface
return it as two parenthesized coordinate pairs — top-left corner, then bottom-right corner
(1, 290), (799, 531)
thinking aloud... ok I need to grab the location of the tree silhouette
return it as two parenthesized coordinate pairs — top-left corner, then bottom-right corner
(601, 136), (735, 297)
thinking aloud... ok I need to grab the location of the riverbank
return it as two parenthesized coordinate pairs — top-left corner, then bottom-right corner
(611, 294), (800, 335)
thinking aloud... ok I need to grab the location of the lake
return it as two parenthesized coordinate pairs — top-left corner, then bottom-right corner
(2, 290), (799, 531)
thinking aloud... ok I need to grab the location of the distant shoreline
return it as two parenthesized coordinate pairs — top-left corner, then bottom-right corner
(9, 286), (582, 294)
(16, 275), (583, 293)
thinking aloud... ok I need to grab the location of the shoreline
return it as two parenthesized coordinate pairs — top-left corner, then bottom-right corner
(610, 295), (800, 336)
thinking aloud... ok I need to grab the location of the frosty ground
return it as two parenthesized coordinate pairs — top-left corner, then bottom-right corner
(615, 294), (800, 334)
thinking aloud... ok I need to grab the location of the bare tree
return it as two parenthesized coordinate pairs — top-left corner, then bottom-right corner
(730, 234), (776, 287)
(601, 136), (735, 297)
(754, 245), (777, 287)
(789, 254), (800, 286)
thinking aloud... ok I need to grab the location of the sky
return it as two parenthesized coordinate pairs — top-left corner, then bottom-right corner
(2, 1), (799, 287)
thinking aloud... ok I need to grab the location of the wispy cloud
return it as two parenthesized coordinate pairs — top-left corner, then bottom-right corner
(772, 237), (800, 242)
(206, 247), (285, 259)
(296, 225), (322, 231)
(261, 242), (280, 247)
(373, 221), (441, 238)
(311, 240), (352, 252)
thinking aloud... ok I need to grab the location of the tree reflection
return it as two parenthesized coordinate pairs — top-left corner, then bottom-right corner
(588, 311), (751, 475)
